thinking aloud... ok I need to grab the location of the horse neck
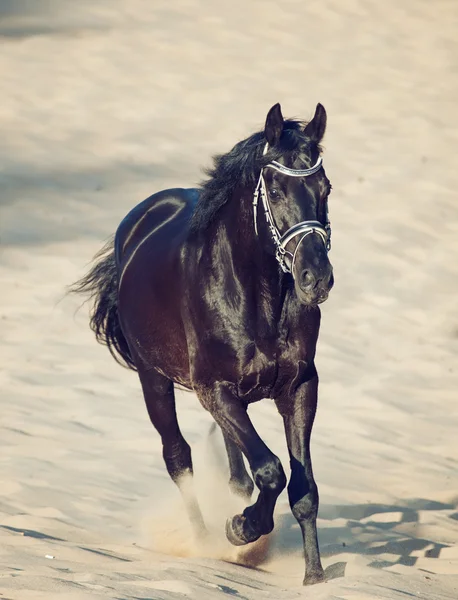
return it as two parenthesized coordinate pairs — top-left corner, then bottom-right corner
(209, 188), (287, 332)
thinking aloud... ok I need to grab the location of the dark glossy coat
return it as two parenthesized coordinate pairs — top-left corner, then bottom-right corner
(72, 103), (334, 585)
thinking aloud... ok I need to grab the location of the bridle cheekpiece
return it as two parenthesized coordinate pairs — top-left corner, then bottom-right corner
(252, 146), (331, 274)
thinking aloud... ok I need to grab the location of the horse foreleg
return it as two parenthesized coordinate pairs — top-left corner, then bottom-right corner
(275, 364), (325, 585)
(201, 384), (286, 545)
(138, 367), (206, 538)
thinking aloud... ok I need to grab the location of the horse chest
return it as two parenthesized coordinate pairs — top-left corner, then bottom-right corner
(237, 338), (304, 403)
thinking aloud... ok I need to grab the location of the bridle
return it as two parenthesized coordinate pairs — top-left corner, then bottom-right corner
(253, 152), (331, 274)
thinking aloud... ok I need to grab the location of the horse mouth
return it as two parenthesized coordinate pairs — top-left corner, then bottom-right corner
(295, 288), (330, 306)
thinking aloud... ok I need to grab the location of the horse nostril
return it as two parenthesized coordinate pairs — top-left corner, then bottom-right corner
(300, 270), (315, 290)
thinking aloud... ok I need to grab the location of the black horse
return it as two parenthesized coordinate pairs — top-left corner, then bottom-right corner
(72, 103), (334, 585)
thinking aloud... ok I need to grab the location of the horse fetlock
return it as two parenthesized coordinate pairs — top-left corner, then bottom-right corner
(229, 475), (254, 499)
(163, 440), (193, 481)
(253, 456), (287, 493)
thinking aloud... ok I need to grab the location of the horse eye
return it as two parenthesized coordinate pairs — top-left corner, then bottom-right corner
(269, 188), (280, 200)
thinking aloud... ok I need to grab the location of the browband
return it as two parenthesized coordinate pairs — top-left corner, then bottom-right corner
(268, 156), (323, 177)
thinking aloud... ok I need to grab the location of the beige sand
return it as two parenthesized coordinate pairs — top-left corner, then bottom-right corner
(1, 1), (458, 598)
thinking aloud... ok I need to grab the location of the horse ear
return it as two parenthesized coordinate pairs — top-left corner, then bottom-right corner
(264, 103), (284, 147)
(303, 103), (327, 143)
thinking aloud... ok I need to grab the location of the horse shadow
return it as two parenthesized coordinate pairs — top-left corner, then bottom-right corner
(269, 498), (458, 580)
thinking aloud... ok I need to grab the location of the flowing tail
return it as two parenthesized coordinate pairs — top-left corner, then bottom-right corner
(69, 237), (137, 371)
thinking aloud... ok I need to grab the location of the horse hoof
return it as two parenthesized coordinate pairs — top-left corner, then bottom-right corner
(303, 570), (326, 586)
(225, 515), (259, 546)
(226, 515), (248, 546)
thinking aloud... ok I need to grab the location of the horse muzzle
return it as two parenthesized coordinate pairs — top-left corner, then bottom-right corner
(295, 268), (334, 306)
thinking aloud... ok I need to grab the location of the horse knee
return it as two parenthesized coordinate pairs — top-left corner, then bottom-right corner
(290, 489), (319, 522)
(253, 456), (287, 494)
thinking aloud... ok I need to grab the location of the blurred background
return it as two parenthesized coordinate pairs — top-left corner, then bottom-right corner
(1, 1), (457, 598)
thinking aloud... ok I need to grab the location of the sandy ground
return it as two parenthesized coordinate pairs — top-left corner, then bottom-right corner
(1, 1), (458, 598)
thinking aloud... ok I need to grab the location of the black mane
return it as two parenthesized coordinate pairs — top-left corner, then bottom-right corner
(191, 119), (316, 233)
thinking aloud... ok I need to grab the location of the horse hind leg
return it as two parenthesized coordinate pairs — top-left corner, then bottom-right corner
(138, 367), (206, 538)
(208, 423), (254, 500)
(222, 430), (254, 500)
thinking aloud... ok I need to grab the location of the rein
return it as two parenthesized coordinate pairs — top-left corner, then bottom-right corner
(253, 155), (331, 274)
